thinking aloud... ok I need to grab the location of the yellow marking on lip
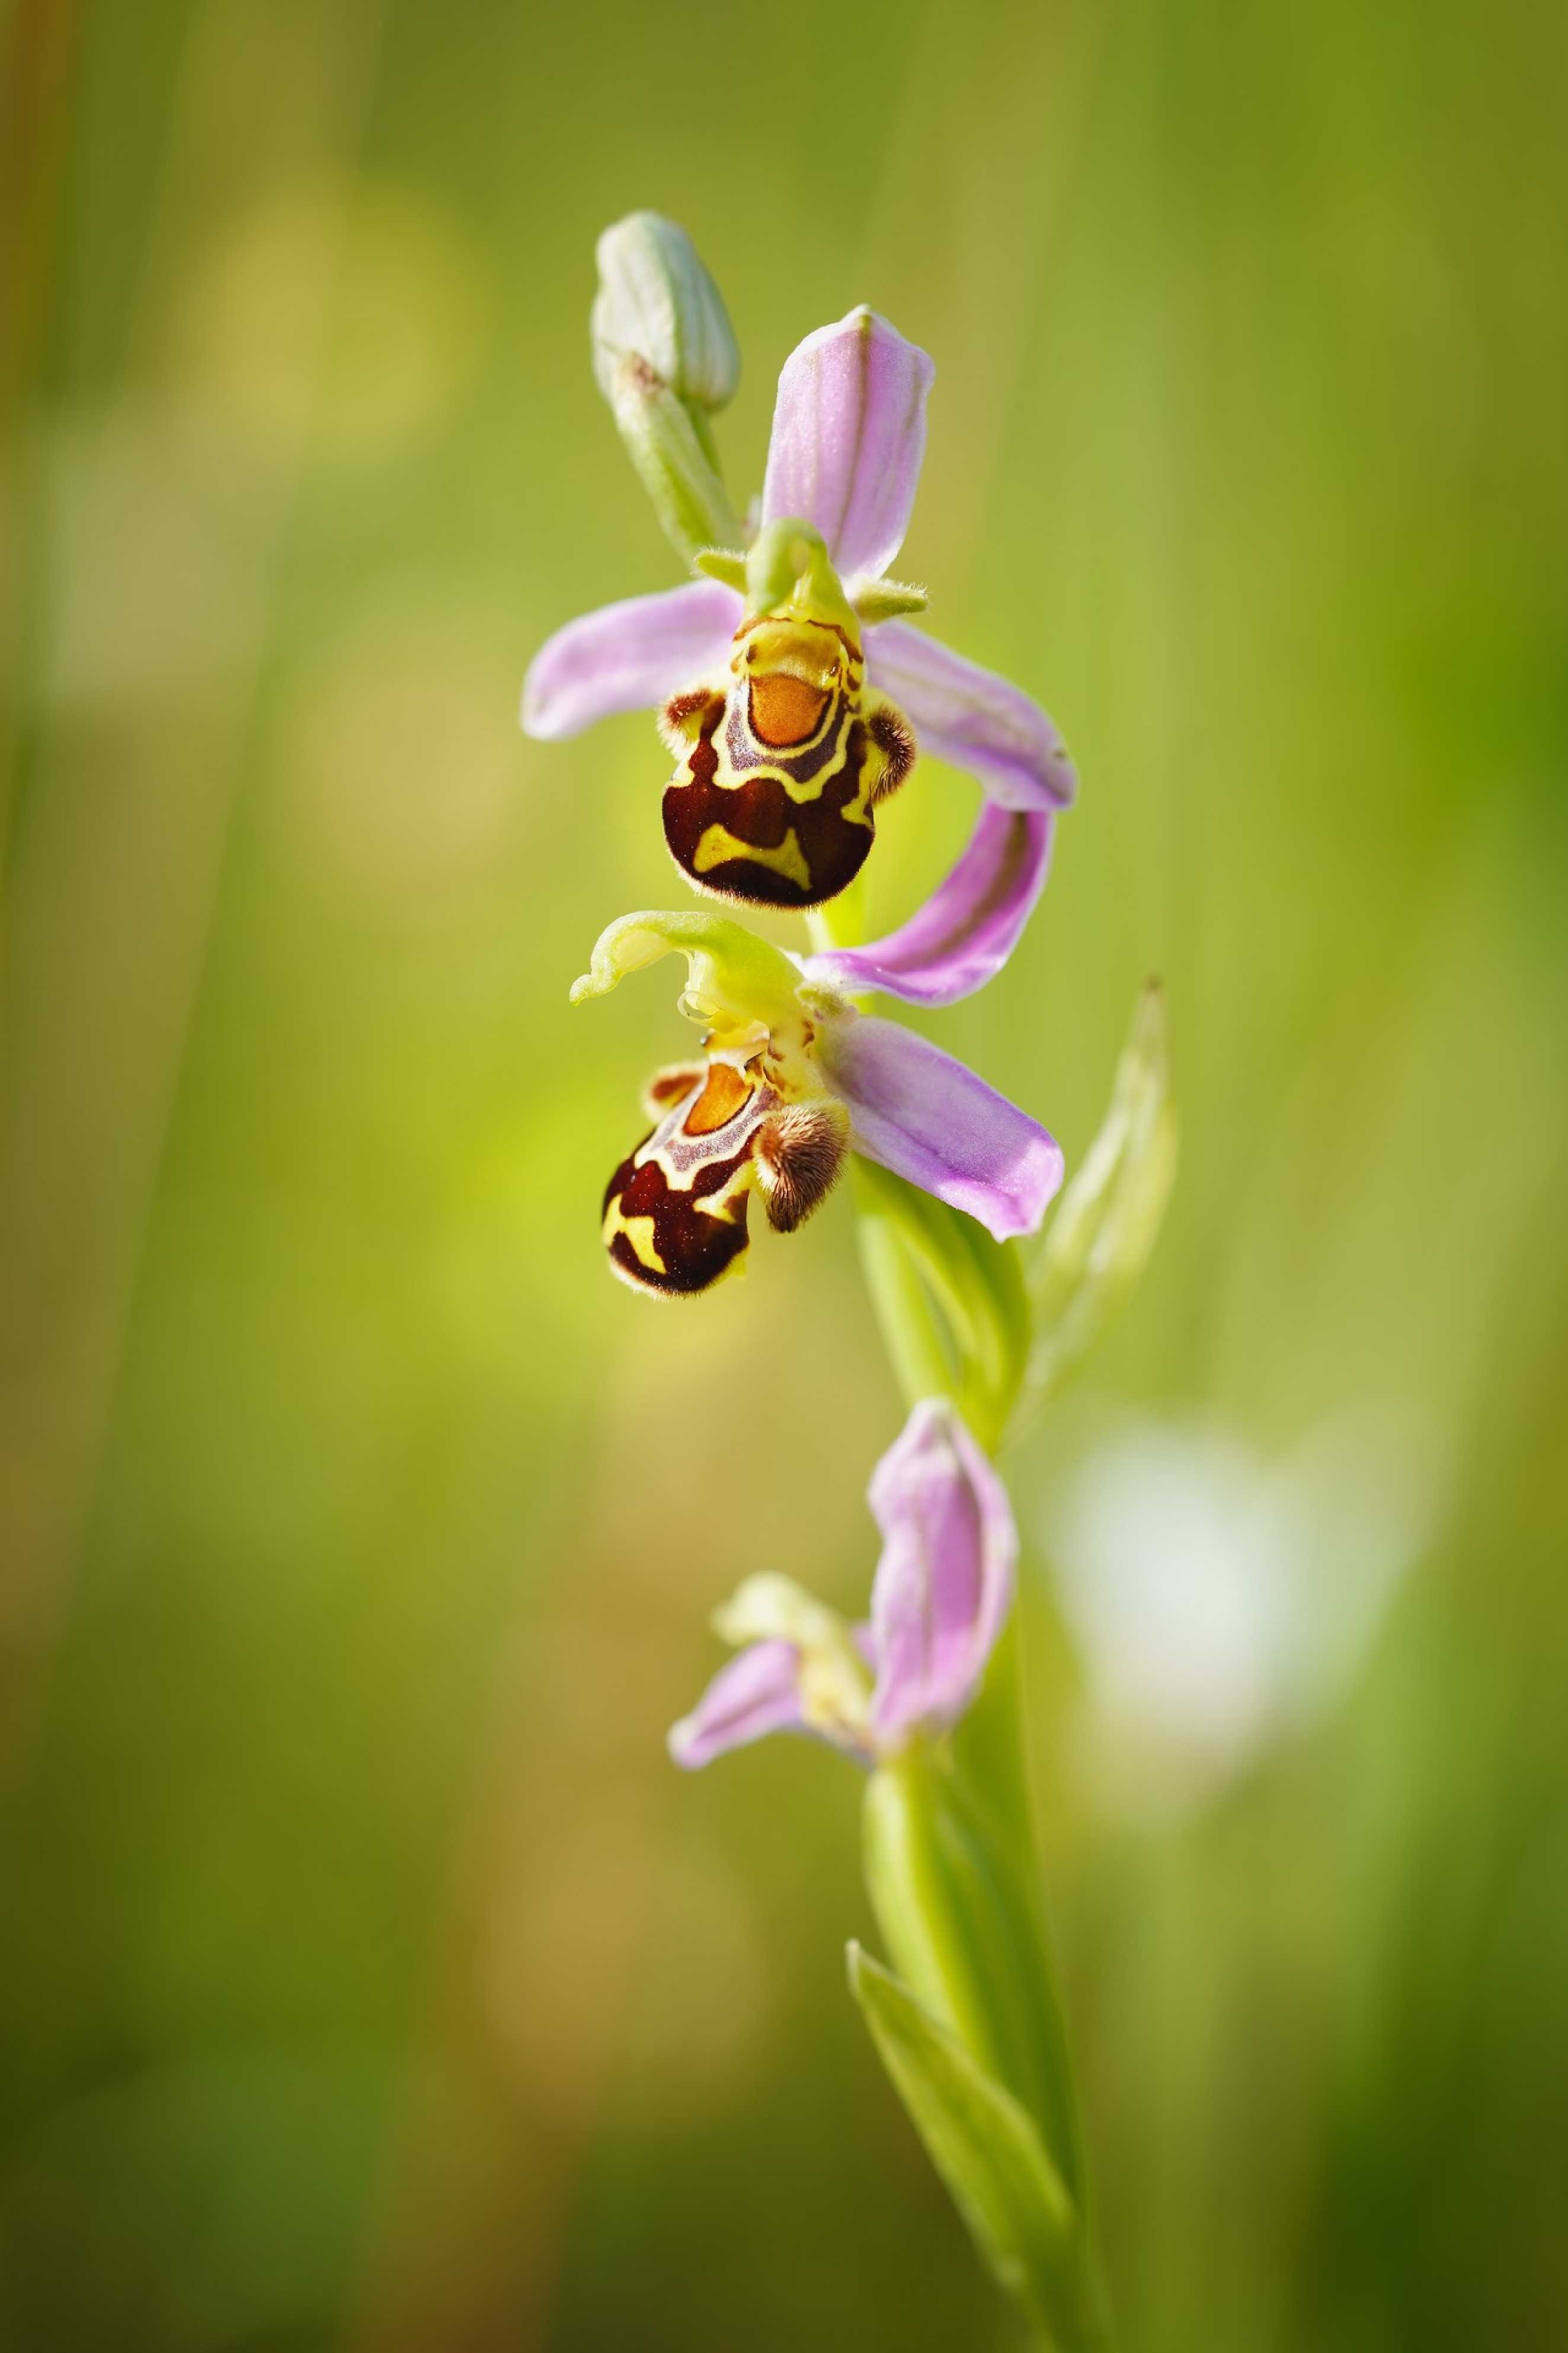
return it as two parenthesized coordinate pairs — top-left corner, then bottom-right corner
(602, 1197), (665, 1274)
(693, 823), (814, 894)
(768, 734), (854, 804)
(694, 1161), (754, 1222)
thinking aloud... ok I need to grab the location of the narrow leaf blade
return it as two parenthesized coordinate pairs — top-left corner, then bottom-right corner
(847, 1943), (1106, 2349)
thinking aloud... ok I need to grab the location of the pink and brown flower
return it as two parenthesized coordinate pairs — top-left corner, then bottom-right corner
(526, 299), (1076, 995)
(575, 911), (1062, 1299)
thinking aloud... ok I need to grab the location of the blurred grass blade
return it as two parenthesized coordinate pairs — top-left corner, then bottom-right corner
(847, 1943), (1109, 2351)
(1015, 980), (1177, 1430)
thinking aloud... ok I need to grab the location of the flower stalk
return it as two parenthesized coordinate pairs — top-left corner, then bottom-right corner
(831, 875), (1112, 2349)
(524, 212), (1177, 2351)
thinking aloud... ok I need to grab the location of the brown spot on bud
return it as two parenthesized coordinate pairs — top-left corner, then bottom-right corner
(749, 672), (830, 748)
(754, 1101), (851, 1233)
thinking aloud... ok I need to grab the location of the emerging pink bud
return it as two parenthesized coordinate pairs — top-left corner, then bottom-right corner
(668, 1401), (1016, 1767)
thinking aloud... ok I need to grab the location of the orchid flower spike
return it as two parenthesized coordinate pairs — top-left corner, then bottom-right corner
(525, 219), (1077, 1002)
(572, 910), (1063, 1298)
(670, 1400), (1016, 1767)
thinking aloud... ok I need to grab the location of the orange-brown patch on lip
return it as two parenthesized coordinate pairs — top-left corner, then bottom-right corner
(683, 1060), (752, 1134)
(749, 672), (830, 748)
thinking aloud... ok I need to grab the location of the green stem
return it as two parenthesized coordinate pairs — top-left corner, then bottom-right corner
(850, 1163), (955, 1402)
(817, 883), (1113, 2346)
(863, 1740), (1083, 2197)
(950, 1626), (1090, 2213)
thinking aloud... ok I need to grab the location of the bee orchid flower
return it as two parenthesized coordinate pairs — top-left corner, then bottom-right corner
(573, 910), (1063, 1299)
(669, 1399), (1016, 1767)
(525, 261), (1075, 999)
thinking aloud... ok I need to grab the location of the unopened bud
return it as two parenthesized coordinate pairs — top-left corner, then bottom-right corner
(590, 214), (744, 561)
(591, 211), (740, 414)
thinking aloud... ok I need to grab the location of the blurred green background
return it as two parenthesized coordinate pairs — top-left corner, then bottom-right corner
(3, 0), (1566, 2346)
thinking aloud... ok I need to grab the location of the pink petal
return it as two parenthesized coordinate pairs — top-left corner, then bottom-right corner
(868, 1400), (1017, 1743)
(761, 309), (935, 583)
(817, 1013), (1064, 1242)
(866, 622), (1077, 811)
(799, 805), (1054, 1008)
(667, 1641), (805, 1769)
(522, 579), (740, 740)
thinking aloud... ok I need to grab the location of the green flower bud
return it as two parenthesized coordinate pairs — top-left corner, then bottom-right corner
(591, 212), (740, 416)
(590, 213), (745, 562)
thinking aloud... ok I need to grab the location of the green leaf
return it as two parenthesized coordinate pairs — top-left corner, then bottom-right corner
(862, 1747), (1087, 2210)
(850, 1167), (955, 1407)
(847, 1944), (1110, 2351)
(1014, 980), (1177, 1433)
(850, 1161), (1030, 1451)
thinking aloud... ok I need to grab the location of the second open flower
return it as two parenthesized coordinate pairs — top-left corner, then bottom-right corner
(572, 910), (1063, 1297)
